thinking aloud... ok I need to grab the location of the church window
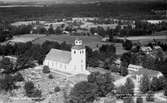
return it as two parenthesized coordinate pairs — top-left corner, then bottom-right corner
(74, 66), (76, 70)
(60, 64), (62, 68)
(82, 50), (84, 53)
(74, 51), (76, 54)
(81, 65), (83, 71)
(80, 51), (82, 54)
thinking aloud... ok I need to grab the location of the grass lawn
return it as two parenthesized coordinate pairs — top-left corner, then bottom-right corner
(33, 34), (108, 49)
(33, 34), (126, 55)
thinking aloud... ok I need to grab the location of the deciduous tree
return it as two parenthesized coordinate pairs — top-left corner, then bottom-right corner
(140, 75), (150, 93)
(87, 72), (115, 97)
(69, 81), (98, 103)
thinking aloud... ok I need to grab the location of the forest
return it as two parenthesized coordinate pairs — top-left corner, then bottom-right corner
(0, 1), (166, 23)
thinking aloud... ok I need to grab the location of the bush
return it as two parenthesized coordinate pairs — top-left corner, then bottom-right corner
(13, 73), (24, 82)
(122, 39), (133, 50)
(42, 66), (50, 73)
(30, 89), (42, 98)
(0, 74), (17, 92)
(164, 85), (167, 96)
(146, 91), (154, 102)
(54, 87), (61, 92)
(48, 74), (54, 79)
(24, 81), (42, 98)
(24, 81), (34, 91)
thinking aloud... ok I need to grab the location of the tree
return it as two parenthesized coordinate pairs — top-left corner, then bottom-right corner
(122, 39), (133, 50)
(140, 75), (150, 93)
(125, 78), (134, 96)
(0, 74), (17, 92)
(123, 97), (134, 103)
(142, 54), (161, 71)
(15, 55), (35, 72)
(150, 77), (165, 91)
(97, 26), (106, 37)
(164, 85), (167, 96)
(146, 91), (154, 102)
(136, 96), (143, 103)
(120, 66), (128, 76)
(60, 41), (71, 51)
(87, 72), (115, 97)
(90, 27), (97, 35)
(69, 81), (98, 103)
(39, 27), (47, 34)
(121, 52), (131, 67)
(116, 85), (129, 99)
(48, 24), (55, 34)
(150, 77), (159, 91)
(42, 65), (50, 73)
(0, 57), (14, 74)
(48, 74), (54, 79)
(65, 26), (72, 32)
(0, 29), (13, 42)
(54, 86), (61, 92)
(13, 72), (24, 82)
(24, 81), (41, 98)
(24, 81), (35, 92)
(55, 26), (62, 34)
(99, 44), (116, 56)
(116, 78), (134, 99)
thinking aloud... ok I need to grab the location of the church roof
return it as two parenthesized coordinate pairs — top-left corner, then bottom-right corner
(45, 49), (71, 64)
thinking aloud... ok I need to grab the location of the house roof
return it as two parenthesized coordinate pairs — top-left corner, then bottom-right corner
(130, 66), (162, 78)
(45, 49), (71, 64)
(128, 64), (143, 69)
(140, 46), (152, 51)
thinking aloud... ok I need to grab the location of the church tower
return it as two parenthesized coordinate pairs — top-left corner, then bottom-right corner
(71, 39), (87, 74)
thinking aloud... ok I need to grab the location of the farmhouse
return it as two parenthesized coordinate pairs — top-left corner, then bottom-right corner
(128, 64), (163, 83)
(140, 46), (152, 54)
(43, 39), (89, 75)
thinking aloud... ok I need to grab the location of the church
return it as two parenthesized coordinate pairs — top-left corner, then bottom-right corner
(43, 39), (89, 74)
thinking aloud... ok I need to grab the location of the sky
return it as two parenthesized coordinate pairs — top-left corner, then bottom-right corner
(0, 0), (163, 3)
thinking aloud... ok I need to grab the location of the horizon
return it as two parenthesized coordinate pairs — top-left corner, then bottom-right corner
(0, 0), (164, 3)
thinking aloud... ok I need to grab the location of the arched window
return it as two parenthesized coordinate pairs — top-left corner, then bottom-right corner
(74, 50), (76, 54)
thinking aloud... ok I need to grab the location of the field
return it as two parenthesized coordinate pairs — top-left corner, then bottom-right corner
(9, 34), (46, 43)
(153, 30), (167, 36)
(116, 35), (167, 45)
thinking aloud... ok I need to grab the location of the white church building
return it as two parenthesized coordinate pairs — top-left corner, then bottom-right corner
(43, 39), (89, 75)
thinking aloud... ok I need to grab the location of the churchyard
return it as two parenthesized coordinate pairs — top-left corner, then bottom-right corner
(0, 65), (88, 103)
